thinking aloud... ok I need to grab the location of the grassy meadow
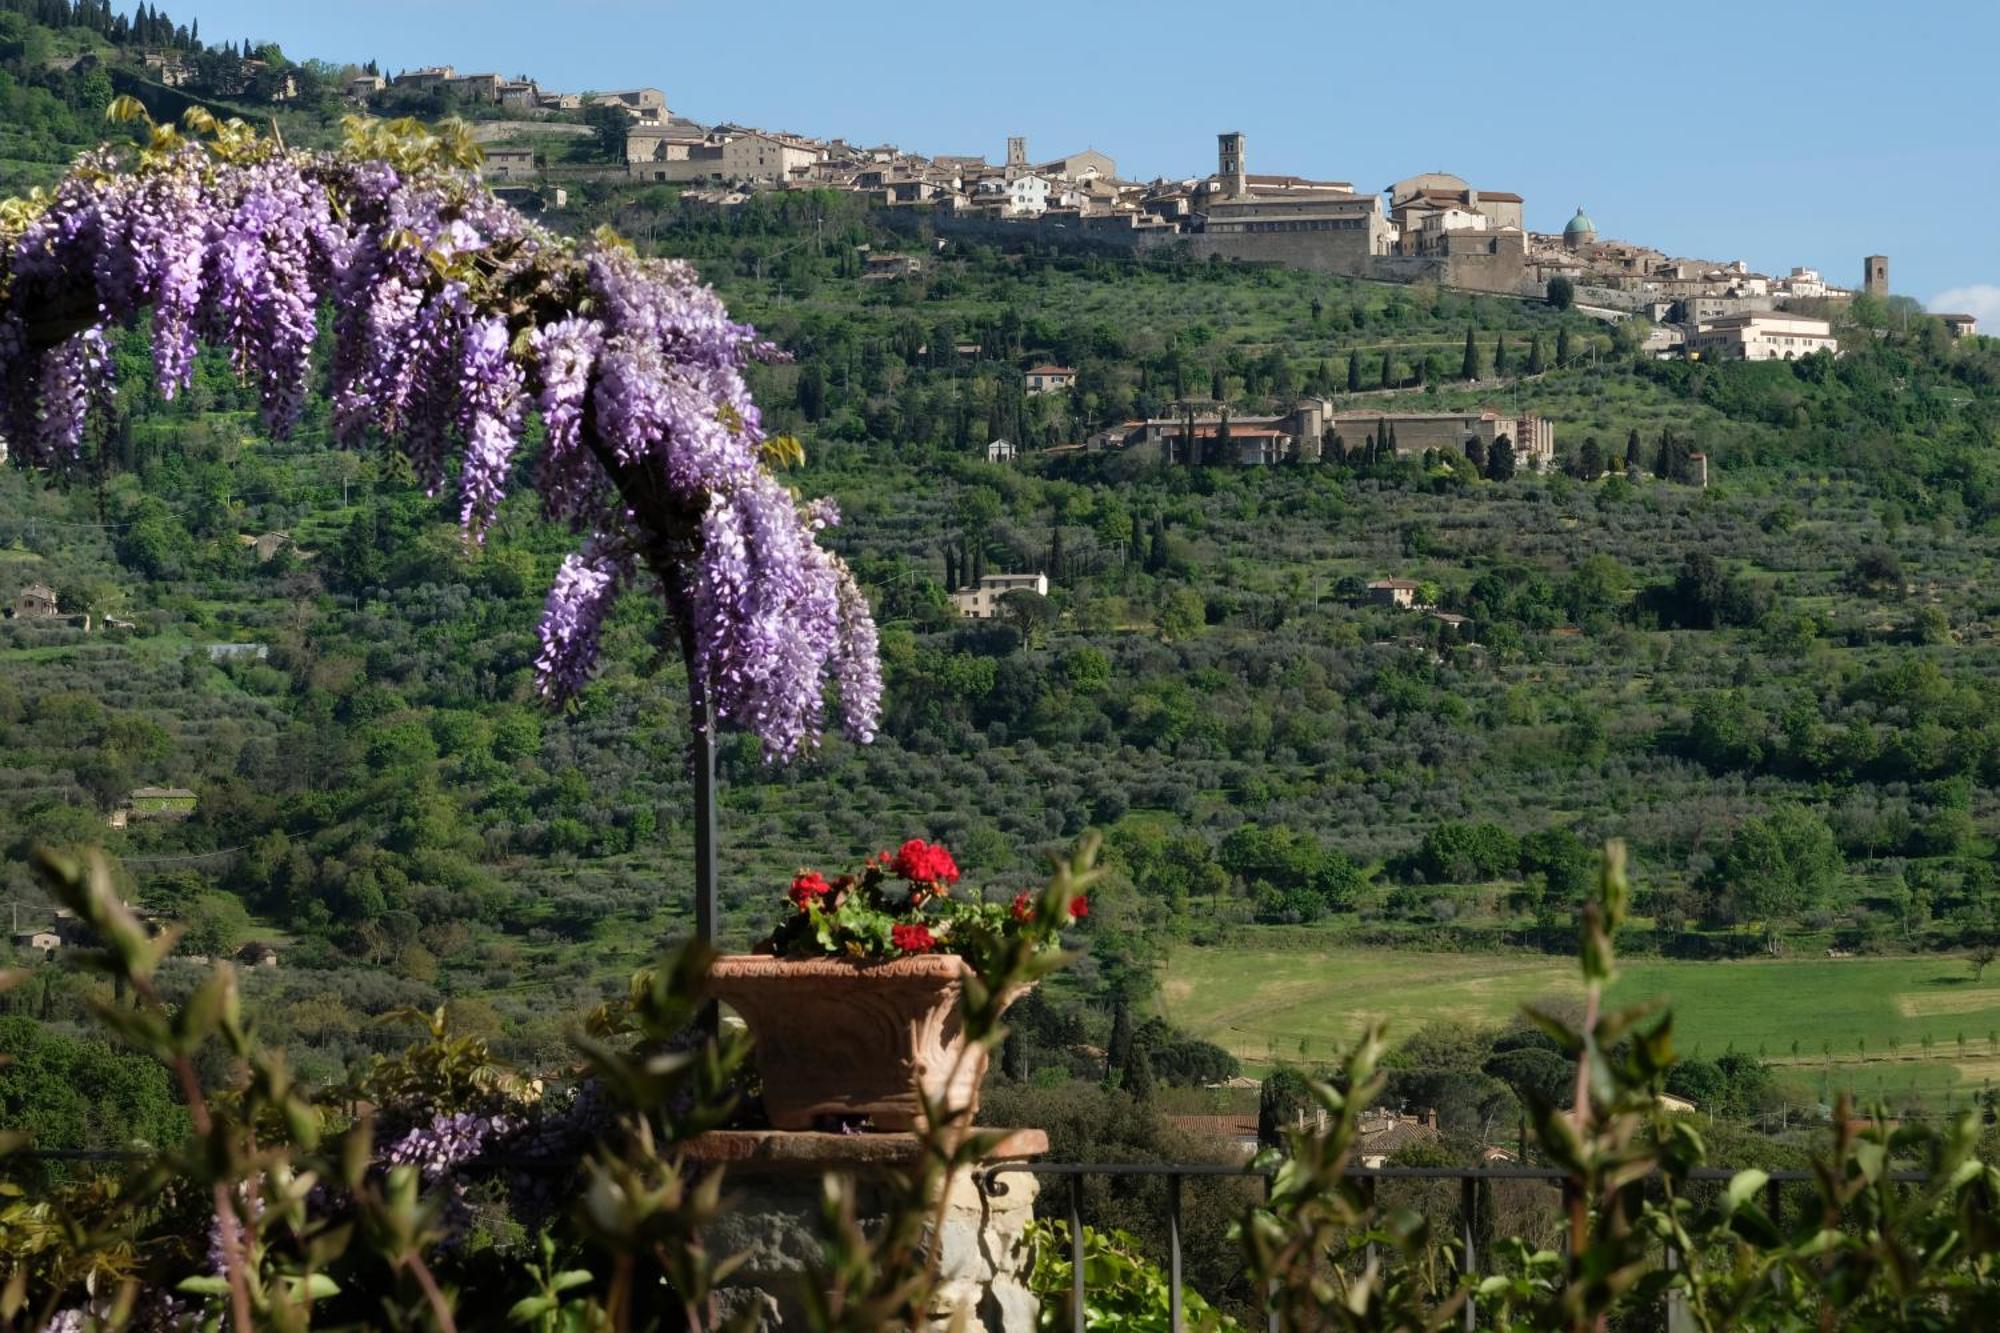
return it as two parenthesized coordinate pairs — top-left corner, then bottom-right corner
(1162, 940), (2000, 1107)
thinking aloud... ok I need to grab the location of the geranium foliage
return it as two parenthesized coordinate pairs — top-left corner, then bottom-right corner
(765, 838), (1089, 968)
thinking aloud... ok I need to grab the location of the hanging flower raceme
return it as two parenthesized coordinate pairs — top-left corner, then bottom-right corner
(0, 113), (880, 762)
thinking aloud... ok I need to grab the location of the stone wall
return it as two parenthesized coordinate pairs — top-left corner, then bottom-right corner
(891, 208), (1542, 295)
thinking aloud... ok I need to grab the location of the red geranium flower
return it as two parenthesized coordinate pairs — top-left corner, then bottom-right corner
(892, 838), (960, 886)
(891, 923), (936, 954)
(789, 871), (831, 910)
(1068, 895), (1090, 922)
(1011, 892), (1034, 922)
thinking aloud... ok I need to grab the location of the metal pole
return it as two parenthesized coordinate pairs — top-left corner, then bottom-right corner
(1460, 1175), (1478, 1331)
(1264, 1172), (1280, 1333)
(1168, 1174), (1184, 1333)
(691, 677), (718, 949)
(1069, 1175), (1086, 1333)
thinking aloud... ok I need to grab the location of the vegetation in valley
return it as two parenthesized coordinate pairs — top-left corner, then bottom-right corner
(7, 0), (2000, 1185)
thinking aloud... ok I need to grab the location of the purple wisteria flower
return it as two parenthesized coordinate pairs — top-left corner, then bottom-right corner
(0, 129), (881, 761)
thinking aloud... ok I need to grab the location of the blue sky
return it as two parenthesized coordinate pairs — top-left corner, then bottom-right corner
(190, 0), (2000, 318)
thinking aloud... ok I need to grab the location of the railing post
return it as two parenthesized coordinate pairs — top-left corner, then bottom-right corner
(1069, 1174), (1086, 1333)
(1461, 1174), (1478, 1331)
(1168, 1173), (1184, 1333)
(1364, 1174), (1379, 1270)
(1264, 1171), (1280, 1333)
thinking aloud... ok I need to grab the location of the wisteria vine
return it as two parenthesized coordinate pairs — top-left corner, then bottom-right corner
(0, 113), (879, 760)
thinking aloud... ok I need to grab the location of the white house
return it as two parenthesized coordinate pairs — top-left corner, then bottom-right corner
(973, 172), (1053, 217)
(986, 439), (1017, 463)
(1023, 365), (1075, 396)
(1687, 310), (1839, 362)
(950, 572), (1048, 619)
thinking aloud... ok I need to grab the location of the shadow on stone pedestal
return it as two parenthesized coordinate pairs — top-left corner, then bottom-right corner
(683, 1127), (1046, 1332)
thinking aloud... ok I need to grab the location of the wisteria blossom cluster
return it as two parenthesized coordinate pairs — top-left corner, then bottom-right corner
(0, 118), (879, 759)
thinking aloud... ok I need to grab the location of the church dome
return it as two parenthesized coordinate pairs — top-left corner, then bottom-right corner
(1563, 206), (1597, 241)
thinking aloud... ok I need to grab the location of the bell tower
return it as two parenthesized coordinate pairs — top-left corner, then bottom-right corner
(1005, 136), (1027, 176)
(1863, 254), (1889, 298)
(1217, 131), (1246, 196)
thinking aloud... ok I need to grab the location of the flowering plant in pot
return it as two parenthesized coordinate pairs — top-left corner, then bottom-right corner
(707, 839), (1089, 1131)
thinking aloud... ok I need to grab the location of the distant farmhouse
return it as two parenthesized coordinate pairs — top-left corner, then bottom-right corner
(10, 580), (57, 618)
(1023, 365), (1075, 396)
(950, 572), (1048, 620)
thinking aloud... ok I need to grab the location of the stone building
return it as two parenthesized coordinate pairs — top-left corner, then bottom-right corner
(446, 72), (502, 102)
(1328, 409), (1556, 470)
(1863, 254), (1889, 297)
(626, 125), (722, 181)
(1386, 173), (1525, 248)
(390, 65), (455, 93)
(1023, 365), (1075, 395)
(477, 146), (537, 182)
(719, 132), (822, 183)
(1367, 579), (1424, 609)
(1686, 310), (1839, 361)
(590, 88), (671, 124)
(950, 572), (1048, 619)
(10, 581), (58, 618)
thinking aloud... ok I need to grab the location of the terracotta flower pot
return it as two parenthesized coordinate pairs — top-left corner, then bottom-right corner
(707, 954), (1007, 1131)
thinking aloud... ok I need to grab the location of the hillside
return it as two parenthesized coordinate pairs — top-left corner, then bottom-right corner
(6, 2), (2000, 1125)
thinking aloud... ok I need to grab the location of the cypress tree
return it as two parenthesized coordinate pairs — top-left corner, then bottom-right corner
(1380, 350), (1394, 390)
(1387, 424), (1399, 455)
(1527, 336), (1546, 375)
(1493, 334), (1509, 376)
(1347, 354), (1362, 393)
(1489, 435), (1517, 481)
(1001, 1030), (1028, 1082)
(1653, 429), (1672, 480)
(1627, 427), (1641, 463)
(1557, 326), (1573, 366)
(1466, 435), (1486, 471)
(1578, 437), (1603, 479)
(1462, 326), (1479, 381)
(1124, 1045), (1156, 1101)
(1109, 998), (1135, 1069)
(1048, 519), (1064, 583)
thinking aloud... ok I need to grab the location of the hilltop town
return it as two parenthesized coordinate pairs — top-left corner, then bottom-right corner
(318, 64), (1979, 374)
(345, 67), (1882, 306)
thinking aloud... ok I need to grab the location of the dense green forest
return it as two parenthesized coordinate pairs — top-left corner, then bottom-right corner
(7, 1), (2000, 1170)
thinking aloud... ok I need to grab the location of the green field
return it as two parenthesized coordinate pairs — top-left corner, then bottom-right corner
(1163, 943), (2000, 1104)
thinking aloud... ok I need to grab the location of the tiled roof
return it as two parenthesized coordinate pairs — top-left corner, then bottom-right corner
(1166, 1114), (1261, 1140)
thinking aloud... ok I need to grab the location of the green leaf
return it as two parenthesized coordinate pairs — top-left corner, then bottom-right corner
(1725, 1168), (1769, 1213)
(176, 1276), (233, 1297)
(549, 1270), (594, 1293)
(509, 1295), (556, 1323)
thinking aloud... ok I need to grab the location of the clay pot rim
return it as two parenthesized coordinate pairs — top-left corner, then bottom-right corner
(709, 952), (972, 979)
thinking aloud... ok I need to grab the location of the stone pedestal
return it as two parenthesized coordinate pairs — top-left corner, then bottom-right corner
(683, 1128), (1045, 1332)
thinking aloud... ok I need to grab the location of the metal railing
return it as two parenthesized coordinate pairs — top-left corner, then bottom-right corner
(978, 1160), (1932, 1333)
